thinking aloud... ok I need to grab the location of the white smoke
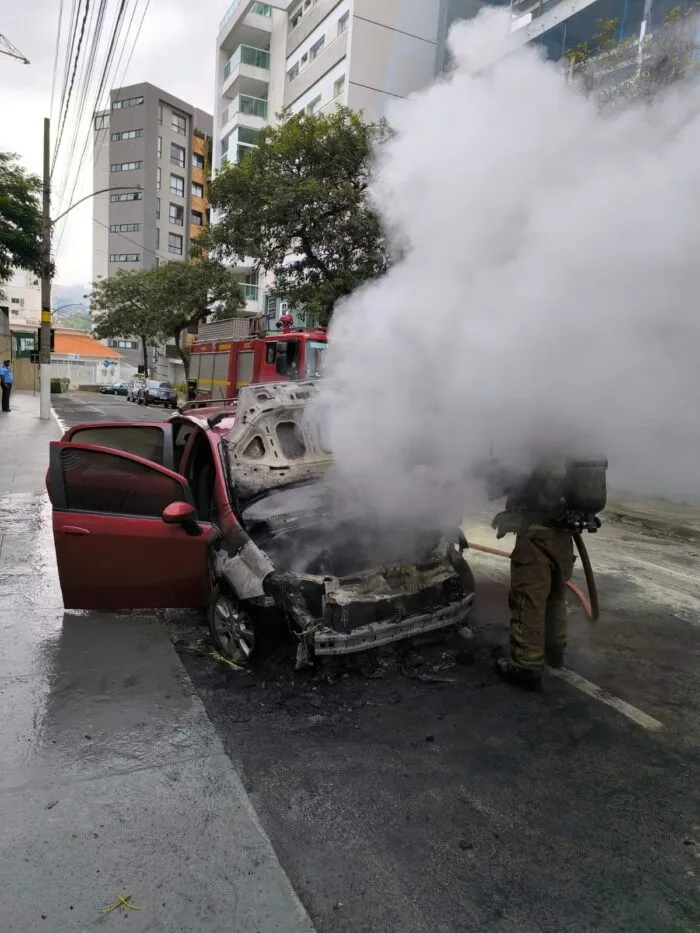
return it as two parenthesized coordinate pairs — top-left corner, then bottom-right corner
(317, 8), (700, 532)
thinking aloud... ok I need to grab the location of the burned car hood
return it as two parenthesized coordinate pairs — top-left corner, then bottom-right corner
(224, 381), (332, 498)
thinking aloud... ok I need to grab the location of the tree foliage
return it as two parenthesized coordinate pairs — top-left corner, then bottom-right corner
(90, 259), (245, 377)
(208, 107), (391, 326)
(91, 270), (161, 377)
(0, 152), (43, 291)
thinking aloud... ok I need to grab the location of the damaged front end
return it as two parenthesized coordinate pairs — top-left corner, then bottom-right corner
(214, 381), (475, 661)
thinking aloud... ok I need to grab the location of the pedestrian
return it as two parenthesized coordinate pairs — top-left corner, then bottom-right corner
(0, 359), (13, 412)
(480, 455), (607, 691)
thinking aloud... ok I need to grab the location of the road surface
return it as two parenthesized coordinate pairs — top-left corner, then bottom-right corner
(53, 392), (700, 933)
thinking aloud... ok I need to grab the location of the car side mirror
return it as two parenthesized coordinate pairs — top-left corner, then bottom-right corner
(162, 501), (202, 536)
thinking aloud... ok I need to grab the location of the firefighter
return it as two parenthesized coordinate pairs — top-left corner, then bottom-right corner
(481, 455), (607, 691)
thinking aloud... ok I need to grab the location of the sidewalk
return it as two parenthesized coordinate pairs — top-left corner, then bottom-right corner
(0, 393), (315, 932)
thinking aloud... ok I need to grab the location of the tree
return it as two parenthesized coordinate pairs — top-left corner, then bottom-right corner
(91, 270), (161, 378)
(209, 107), (391, 326)
(148, 258), (245, 377)
(90, 259), (245, 380)
(0, 152), (43, 293)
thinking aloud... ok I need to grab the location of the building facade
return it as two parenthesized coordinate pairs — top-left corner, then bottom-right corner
(92, 83), (212, 382)
(214, 0), (445, 326)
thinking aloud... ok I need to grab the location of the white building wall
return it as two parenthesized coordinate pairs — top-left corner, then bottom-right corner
(2, 270), (41, 329)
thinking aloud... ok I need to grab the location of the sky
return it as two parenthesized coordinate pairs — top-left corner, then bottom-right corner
(0, 0), (225, 285)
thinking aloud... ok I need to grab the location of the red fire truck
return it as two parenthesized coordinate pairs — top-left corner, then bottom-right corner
(189, 315), (328, 401)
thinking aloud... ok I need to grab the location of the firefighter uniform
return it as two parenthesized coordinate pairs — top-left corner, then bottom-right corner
(508, 526), (575, 675)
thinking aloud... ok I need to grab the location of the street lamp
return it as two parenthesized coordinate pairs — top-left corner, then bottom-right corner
(39, 115), (141, 419)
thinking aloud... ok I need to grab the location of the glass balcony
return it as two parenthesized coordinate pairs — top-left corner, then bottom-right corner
(222, 96), (268, 124)
(223, 44), (270, 80)
(243, 283), (260, 301)
(220, 1), (272, 33)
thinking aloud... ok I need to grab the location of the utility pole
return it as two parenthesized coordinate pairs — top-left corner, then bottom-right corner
(39, 117), (52, 420)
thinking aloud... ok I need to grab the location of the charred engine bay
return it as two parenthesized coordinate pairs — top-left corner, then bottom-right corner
(241, 483), (450, 579)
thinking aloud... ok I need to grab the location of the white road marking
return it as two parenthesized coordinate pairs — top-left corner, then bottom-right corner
(51, 407), (68, 435)
(551, 667), (663, 732)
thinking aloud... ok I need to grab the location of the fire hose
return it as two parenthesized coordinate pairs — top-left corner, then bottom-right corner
(465, 533), (599, 622)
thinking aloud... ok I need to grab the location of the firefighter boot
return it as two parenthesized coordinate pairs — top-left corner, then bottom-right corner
(493, 658), (543, 692)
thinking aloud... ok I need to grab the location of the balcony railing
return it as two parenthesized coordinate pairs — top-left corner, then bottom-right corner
(220, 1), (272, 34)
(223, 44), (271, 80)
(221, 95), (268, 124)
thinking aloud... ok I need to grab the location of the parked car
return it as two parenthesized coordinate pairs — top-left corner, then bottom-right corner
(45, 382), (475, 664)
(99, 382), (128, 396)
(137, 379), (178, 409)
(126, 379), (144, 402)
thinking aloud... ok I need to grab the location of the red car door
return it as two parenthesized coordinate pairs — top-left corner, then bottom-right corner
(48, 441), (216, 611)
(62, 422), (175, 468)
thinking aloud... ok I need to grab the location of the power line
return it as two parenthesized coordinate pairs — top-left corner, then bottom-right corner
(53, 0), (93, 175)
(54, 0), (81, 161)
(55, 0), (153, 260)
(50, 0), (65, 117)
(54, 0), (134, 255)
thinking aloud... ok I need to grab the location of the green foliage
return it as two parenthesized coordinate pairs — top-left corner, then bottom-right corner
(209, 107), (391, 326)
(0, 152), (43, 291)
(50, 378), (71, 394)
(566, 40), (591, 66)
(593, 17), (619, 51)
(90, 259), (244, 377)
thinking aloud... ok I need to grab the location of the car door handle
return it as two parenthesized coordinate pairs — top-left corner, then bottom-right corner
(63, 526), (90, 536)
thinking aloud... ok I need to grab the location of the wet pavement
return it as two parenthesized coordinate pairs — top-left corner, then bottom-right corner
(35, 392), (700, 932)
(0, 393), (315, 933)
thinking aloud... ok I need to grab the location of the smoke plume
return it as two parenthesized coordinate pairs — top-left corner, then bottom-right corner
(317, 8), (700, 532)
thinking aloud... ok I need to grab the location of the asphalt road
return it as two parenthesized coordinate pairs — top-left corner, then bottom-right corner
(54, 393), (700, 933)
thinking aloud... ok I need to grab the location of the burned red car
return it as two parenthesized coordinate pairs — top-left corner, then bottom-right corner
(46, 382), (475, 663)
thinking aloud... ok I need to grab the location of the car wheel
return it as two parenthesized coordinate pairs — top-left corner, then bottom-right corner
(208, 585), (256, 664)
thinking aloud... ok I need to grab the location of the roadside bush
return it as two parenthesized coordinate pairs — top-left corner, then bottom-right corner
(50, 378), (70, 394)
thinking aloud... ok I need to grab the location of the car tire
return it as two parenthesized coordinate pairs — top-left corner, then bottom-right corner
(208, 584), (256, 665)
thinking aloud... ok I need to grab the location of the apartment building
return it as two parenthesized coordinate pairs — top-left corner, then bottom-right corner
(214, 0), (444, 325)
(92, 83), (213, 380)
(0, 270), (41, 332)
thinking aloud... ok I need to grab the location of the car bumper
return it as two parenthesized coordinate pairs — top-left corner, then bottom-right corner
(312, 594), (474, 656)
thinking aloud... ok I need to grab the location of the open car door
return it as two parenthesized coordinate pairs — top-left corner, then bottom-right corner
(61, 422), (175, 469)
(48, 441), (216, 611)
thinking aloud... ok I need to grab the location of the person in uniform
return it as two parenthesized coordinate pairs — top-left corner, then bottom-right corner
(481, 456), (606, 691)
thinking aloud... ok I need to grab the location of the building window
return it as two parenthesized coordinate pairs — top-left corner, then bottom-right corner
(111, 128), (143, 141)
(168, 233), (183, 255)
(170, 143), (186, 168)
(157, 166), (161, 189)
(333, 74), (346, 99)
(171, 111), (187, 135)
(306, 95), (321, 115)
(169, 203), (184, 226)
(112, 95), (144, 110)
(94, 113), (110, 130)
(287, 61), (299, 83)
(170, 174), (185, 197)
(310, 36), (325, 61)
(338, 11), (349, 35)
(191, 181), (204, 199)
(155, 227), (160, 249)
(110, 191), (142, 202)
(157, 136), (162, 158)
(191, 209), (203, 226)
(110, 160), (142, 172)
(156, 197), (161, 219)
(158, 103), (163, 125)
(109, 253), (140, 262)
(11, 297), (20, 304)
(192, 152), (204, 170)
(109, 223), (142, 232)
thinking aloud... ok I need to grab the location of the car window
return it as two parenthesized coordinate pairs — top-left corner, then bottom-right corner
(60, 447), (186, 516)
(68, 426), (166, 464)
